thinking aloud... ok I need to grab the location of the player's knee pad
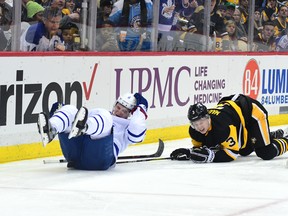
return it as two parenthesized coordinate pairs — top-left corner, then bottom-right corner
(255, 144), (276, 160)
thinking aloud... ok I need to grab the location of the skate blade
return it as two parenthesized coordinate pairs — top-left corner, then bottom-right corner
(38, 114), (49, 147)
(68, 107), (87, 139)
(68, 127), (80, 139)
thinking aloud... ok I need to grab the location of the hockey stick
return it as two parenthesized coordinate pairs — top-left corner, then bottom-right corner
(118, 139), (164, 159)
(43, 157), (171, 164)
(43, 139), (165, 164)
(43, 159), (67, 164)
(116, 157), (171, 164)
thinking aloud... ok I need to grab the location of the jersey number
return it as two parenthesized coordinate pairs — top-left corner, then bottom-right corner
(226, 137), (236, 147)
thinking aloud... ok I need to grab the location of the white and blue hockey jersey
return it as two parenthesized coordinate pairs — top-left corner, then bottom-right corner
(112, 105), (147, 156)
(20, 22), (63, 51)
(276, 35), (288, 51)
(50, 105), (147, 159)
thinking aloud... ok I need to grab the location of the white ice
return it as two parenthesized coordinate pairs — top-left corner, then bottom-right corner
(1, 129), (288, 216)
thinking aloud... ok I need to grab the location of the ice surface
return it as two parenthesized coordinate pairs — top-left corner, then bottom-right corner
(1, 130), (288, 216)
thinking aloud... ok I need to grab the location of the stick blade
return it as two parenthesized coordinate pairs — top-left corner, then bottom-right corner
(154, 139), (165, 157)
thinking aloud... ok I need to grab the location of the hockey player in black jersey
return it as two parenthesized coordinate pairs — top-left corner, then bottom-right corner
(170, 94), (288, 163)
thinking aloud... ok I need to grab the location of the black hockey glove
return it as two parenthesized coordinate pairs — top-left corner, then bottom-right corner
(190, 147), (215, 163)
(170, 148), (192, 160)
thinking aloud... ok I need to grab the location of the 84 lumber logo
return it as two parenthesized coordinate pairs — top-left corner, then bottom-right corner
(243, 59), (260, 100)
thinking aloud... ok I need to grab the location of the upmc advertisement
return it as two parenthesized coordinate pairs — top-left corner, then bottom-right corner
(0, 54), (287, 161)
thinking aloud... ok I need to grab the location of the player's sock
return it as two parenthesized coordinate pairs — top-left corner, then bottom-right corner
(68, 106), (88, 139)
(273, 137), (288, 156)
(37, 112), (56, 147)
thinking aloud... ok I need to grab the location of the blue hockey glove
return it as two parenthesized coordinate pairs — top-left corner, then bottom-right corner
(190, 147), (215, 163)
(170, 148), (192, 160)
(49, 102), (64, 118)
(134, 93), (148, 110)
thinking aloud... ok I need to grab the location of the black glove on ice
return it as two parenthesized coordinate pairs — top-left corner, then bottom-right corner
(170, 148), (192, 160)
(190, 147), (215, 163)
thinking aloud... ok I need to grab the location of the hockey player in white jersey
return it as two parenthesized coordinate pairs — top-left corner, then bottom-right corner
(37, 92), (148, 170)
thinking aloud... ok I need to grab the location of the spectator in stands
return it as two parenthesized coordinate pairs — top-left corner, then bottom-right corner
(222, 20), (240, 51)
(176, 0), (204, 21)
(189, 0), (226, 36)
(62, 0), (76, 15)
(186, 0), (226, 51)
(97, 0), (113, 28)
(157, 0), (177, 51)
(233, 8), (247, 39)
(261, 0), (278, 22)
(275, 28), (288, 51)
(254, 7), (263, 38)
(221, 19), (248, 51)
(216, 3), (226, 18)
(223, 2), (236, 22)
(273, 4), (288, 37)
(49, 0), (65, 11)
(26, 1), (45, 23)
(59, 21), (79, 51)
(0, 0), (12, 51)
(20, 7), (64, 51)
(238, 0), (249, 25)
(108, 0), (153, 51)
(0, 0), (12, 31)
(254, 21), (276, 51)
(50, 0), (80, 27)
(96, 20), (119, 51)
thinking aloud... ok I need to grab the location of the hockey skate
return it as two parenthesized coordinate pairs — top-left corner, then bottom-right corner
(270, 129), (284, 139)
(37, 112), (56, 147)
(68, 106), (88, 139)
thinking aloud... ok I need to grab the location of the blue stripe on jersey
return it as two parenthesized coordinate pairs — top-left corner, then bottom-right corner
(128, 137), (143, 143)
(114, 143), (119, 156)
(55, 111), (70, 132)
(91, 114), (105, 135)
(128, 129), (146, 138)
(127, 129), (146, 143)
(91, 116), (99, 135)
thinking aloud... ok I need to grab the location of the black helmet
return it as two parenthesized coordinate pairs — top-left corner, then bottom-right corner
(187, 103), (209, 122)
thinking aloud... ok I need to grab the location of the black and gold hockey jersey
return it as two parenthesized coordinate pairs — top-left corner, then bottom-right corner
(189, 94), (273, 162)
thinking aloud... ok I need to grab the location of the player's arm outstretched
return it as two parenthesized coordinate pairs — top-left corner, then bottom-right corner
(170, 144), (237, 163)
(170, 126), (239, 163)
(126, 93), (148, 144)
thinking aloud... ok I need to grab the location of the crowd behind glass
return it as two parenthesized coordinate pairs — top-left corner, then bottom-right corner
(1, 0), (288, 52)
